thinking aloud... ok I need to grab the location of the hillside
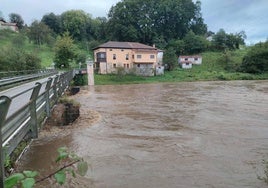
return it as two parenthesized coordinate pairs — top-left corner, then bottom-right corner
(0, 30), (54, 68)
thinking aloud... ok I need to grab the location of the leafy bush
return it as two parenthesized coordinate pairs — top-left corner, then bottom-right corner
(240, 41), (268, 73)
(163, 47), (178, 71)
(0, 47), (41, 71)
(73, 74), (88, 86)
(218, 50), (240, 72)
(54, 32), (77, 69)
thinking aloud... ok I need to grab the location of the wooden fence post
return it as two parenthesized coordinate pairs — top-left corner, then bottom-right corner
(0, 96), (11, 187)
(29, 83), (41, 138)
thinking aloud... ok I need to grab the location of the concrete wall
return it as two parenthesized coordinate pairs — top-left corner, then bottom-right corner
(134, 63), (154, 76)
(182, 63), (192, 69)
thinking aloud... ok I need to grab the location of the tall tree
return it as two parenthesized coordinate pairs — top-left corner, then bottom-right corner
(54, 32), (77, 68)
(9, 13), (24, 29)
(107, 0), (204, 44)
(212, 29), (228, 50)
(212, 29), (246, 51)
(41, 13), (62, 34)
(61, 10), (90, 41)
(107, 1), (140, 42)
(28, 20), (53, 46)
(190, 0), (207, 35)
(94, 17), (108, 41)
(183, 31), (208, 54)
(163, 47), (178, 71)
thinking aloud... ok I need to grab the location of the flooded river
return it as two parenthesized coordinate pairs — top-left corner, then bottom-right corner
(18, 81), (268, 188)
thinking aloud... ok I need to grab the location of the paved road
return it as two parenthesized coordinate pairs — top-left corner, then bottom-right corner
(0, 76), (56, 118)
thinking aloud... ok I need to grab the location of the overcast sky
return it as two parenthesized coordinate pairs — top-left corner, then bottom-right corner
(1, 0), (267, 44)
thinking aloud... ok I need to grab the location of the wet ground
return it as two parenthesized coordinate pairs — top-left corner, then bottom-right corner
(17, 80), (268, 188)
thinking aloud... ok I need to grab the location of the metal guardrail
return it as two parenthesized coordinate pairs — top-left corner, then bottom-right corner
(0, 69), (58, 87)
(0, 70), (75, 186)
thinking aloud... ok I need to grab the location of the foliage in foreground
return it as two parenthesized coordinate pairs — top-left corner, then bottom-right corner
(4, 147), (88, 188)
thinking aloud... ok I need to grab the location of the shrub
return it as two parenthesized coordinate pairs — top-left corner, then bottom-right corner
(73, 74), (88, 86)
(240, 41), (268, 73)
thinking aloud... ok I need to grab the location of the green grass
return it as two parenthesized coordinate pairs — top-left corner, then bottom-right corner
(95, 50), (268, 85)
(0, 30), (54, 68)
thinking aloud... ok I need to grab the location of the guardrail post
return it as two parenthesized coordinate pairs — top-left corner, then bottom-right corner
(53, 75), (59, 103)
(29, 83), (41, 138)
(45, 78), (53, 117)
(58, 74), (64, 96)
(0, 96), (11, 187)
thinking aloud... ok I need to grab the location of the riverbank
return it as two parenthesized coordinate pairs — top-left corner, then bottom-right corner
(95, 69), (268, 85)
(95, 51), (268, 85)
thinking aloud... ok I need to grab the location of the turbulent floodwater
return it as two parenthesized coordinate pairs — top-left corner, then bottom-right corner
(17, 81), (268, 188)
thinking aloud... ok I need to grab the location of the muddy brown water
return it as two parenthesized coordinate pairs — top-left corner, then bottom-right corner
(17, 81), (268, 188)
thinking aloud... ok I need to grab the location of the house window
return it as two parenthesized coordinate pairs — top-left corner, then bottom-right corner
(137, 55), (142, 59)
(110, 49), (113, 51)
(100, 53), (105, 58)
(96, 52), (106, 62)
(124, 64), (126, 68)
(126, 54), (129, 60)
(127, 64), (129, 68)
(185, 58), (188, 61)
(113, 54), (116, 60)
(113, 64), (116, 68)
(194, 58), (198, 61)
(150, 55), (155, 59)
(137, 64), (140, 68)
(121, 49), (124, 51)
(186, 63), (189, 65)
(132, 55), (134, 59)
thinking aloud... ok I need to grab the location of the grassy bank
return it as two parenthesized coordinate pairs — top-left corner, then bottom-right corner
(0, 30), (54, 68)
(95, 51), (268, 85)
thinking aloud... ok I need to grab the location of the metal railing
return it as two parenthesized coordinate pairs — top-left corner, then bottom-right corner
(0, 69), (58, 87)
(0, 70), (75, 186)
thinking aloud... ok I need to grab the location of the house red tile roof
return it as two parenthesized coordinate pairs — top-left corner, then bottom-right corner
(93, 41), (157, 50)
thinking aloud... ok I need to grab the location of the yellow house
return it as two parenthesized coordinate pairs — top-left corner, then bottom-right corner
(93, 41), (158, 76)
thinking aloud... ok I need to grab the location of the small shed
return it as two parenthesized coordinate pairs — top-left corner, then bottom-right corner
(179, 55), (202, 65)
(178, 55), (202, 69)
(181, 61), (192, 69)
